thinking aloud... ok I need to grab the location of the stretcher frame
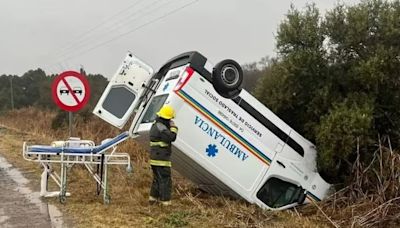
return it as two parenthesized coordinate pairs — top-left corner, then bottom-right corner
(22, 131), (132, 204)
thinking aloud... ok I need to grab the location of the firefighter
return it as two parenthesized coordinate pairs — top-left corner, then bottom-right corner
(148, 104), (178, 206)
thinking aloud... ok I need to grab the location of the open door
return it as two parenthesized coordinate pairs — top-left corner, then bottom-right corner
(93, 53), (154, 129)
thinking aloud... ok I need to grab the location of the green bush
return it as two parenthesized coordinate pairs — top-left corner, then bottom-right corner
(315, 96), (373, 180)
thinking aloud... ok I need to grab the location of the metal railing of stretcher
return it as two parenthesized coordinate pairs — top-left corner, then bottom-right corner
(22, 131), (132, 204)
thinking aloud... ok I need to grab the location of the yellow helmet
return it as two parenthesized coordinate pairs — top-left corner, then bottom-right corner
(157, 105), (175, 119)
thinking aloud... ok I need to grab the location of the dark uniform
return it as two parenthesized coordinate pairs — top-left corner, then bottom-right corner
(149, 117), (178, 203)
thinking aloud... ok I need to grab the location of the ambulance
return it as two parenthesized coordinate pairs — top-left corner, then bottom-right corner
(93, 51), (332, 210)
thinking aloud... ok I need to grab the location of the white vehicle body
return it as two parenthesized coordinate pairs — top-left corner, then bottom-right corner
(93, 51), (331, 210)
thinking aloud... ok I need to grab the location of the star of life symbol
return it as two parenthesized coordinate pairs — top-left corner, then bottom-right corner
(163, 83), (169, 92)
(206, 144), (218, 157)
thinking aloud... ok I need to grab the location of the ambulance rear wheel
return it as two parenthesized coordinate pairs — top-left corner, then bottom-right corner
(212, 59), (243, 98)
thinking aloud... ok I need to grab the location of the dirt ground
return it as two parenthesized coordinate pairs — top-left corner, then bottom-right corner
(0, 126), (67, 228)
(0, 124), (329, 228)
(0, 153), (53, 228)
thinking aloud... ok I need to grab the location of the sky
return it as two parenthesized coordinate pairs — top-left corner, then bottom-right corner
(0, 0), (359, 78)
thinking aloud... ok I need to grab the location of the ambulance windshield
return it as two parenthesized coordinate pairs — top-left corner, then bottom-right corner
(256, 177), (303, 208)
(140, 94), (169, 123)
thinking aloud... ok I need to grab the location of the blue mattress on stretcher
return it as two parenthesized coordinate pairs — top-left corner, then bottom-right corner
(28, 131), (129, 154)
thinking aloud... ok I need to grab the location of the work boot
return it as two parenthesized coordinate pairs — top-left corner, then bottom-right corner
(148, 196), (157, 205)
(160, 200), (171, 206)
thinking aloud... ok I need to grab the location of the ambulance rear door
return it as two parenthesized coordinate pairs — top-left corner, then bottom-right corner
(93, 53), (154, 129)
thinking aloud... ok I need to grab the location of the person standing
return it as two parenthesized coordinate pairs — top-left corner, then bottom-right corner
(148, 104), (178, 206)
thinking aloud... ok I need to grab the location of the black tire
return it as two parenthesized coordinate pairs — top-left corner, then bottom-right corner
(212, 59), (243, 98)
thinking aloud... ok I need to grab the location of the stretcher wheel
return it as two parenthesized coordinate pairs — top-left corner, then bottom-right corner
(126, 164), (133, 173)
(59, 195), (67, 204)
(104, 194), (111, 204)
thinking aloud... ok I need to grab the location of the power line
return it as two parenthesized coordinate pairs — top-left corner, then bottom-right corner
(56, 0), (174, 60)
(52, 0), (198, 67)
(56, 0), (146, 54)
(41, 0), (151, 67)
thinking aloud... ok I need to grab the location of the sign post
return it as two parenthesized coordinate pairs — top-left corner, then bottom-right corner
(51, 71), (90, 136)
(69, 112), (73, 137)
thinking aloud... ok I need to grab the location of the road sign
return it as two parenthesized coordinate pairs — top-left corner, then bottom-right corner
(51, 71), (90, 112)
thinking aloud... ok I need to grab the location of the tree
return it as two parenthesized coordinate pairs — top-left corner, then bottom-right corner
(241, 57), (271, 93)
(0, 75), (13, 111)
(255, 0), (400, 183)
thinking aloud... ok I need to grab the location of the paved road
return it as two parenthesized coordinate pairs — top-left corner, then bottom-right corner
(0, 155), (52, 228)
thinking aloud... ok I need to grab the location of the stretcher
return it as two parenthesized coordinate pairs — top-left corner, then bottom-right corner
(22, 131), (132, 204)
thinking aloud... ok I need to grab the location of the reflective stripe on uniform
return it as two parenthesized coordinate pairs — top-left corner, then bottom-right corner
(150, 141), (169, 147)
(170, 127), (178, 133)
(150, 159), (172, 167)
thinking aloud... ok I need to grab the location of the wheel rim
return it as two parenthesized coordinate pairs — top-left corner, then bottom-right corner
(221, 65), (239, 86)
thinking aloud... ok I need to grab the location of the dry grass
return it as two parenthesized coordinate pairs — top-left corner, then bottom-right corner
(1, 107), (398, 227)
(305, 137), (400, 227)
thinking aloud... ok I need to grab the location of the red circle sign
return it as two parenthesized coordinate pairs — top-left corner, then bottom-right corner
(51, 71), (91, 112)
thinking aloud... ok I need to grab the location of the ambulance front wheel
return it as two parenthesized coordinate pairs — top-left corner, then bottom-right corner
(212, 59), (243, 99)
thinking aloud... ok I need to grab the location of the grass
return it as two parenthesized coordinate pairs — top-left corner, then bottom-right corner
(2, 107), (389, 227)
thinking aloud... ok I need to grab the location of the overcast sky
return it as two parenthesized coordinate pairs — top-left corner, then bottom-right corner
(0, 0), (359, 78)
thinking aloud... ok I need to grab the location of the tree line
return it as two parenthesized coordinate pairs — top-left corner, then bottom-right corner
(0, 69), (108, 112)
(0, 65), (262, 114)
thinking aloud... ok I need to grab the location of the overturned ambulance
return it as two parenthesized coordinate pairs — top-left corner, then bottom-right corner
(93, 51), (331, 210)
